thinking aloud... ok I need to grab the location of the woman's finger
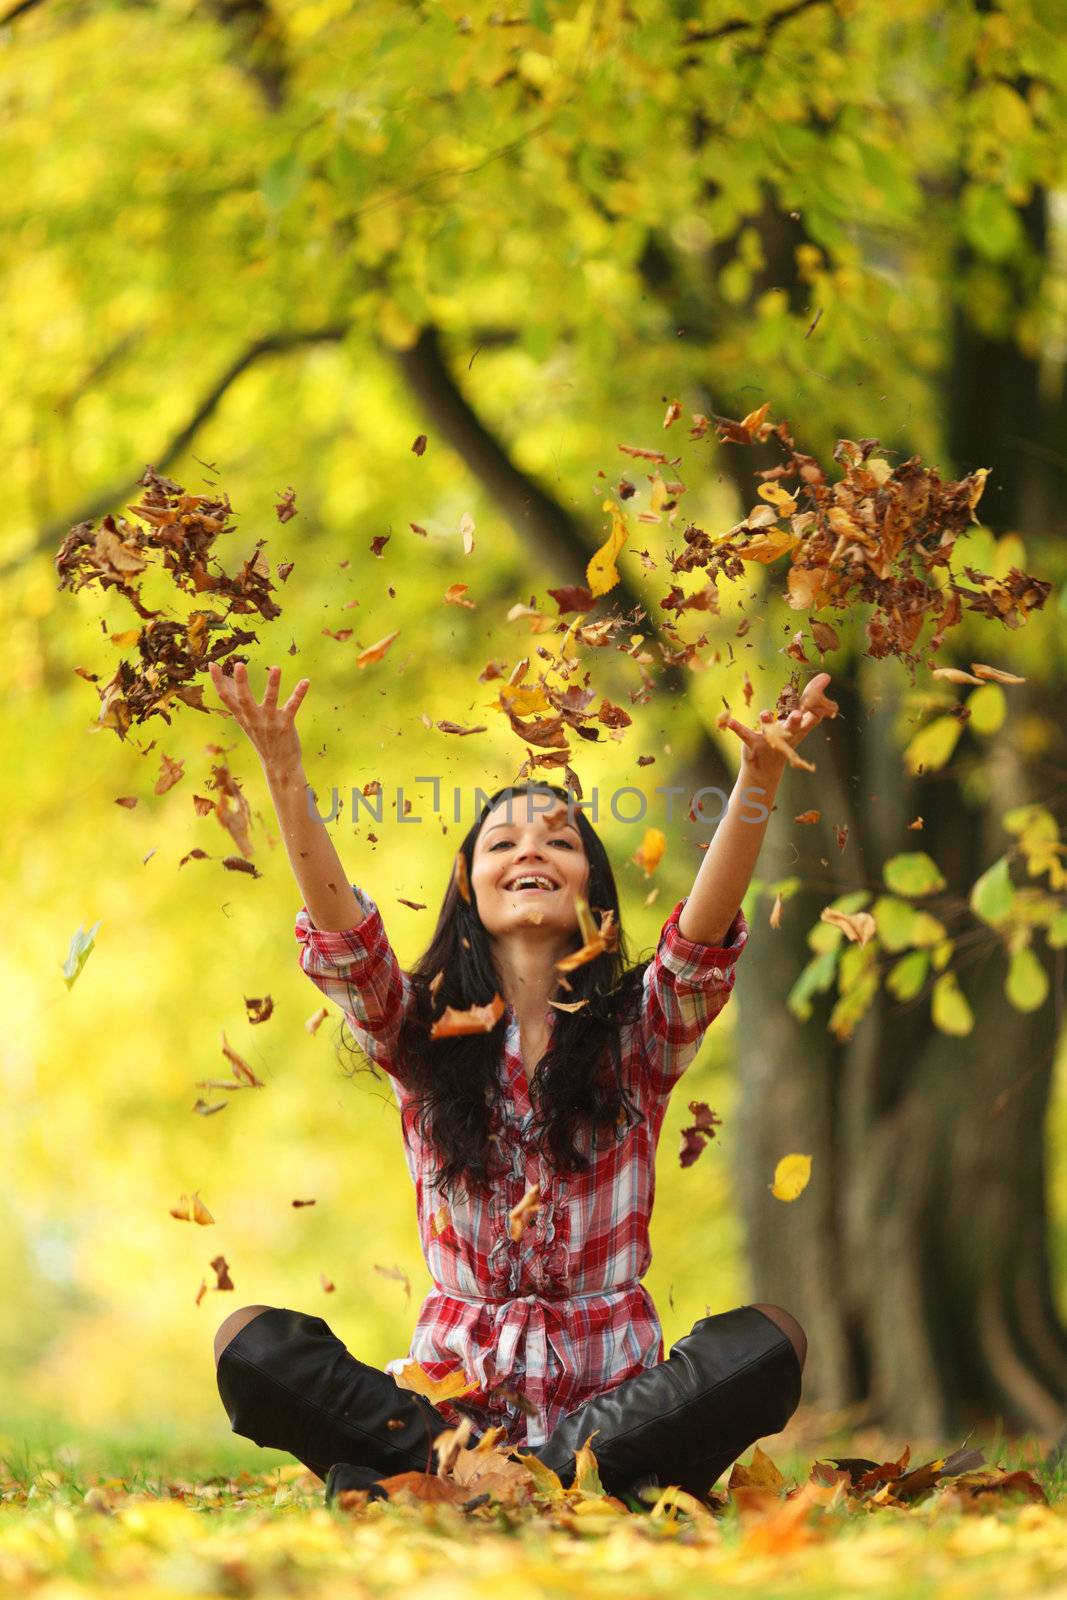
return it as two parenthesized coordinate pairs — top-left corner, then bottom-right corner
(723, 716), (758, 750)
(262, 665), (282, 710)
(283, 678), (311, 716)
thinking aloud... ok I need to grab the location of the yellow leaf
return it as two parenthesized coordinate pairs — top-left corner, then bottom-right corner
(391, 1361), (479, 1403)
(633, 827), (666, 876)
(903, 715), (962, 776)
(931, 972), (974, 1036)
(730, 1445), (785, 1491)
(740, 528), (798, 563)
(587, 502), (629, 598)
(771, 1153), (811, 1202)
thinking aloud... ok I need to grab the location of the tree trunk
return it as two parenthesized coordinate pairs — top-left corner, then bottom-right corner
(733, 180), (1067, 1438)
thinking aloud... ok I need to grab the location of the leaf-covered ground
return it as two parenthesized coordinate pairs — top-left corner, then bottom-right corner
(3, 1424), (1067, 1600)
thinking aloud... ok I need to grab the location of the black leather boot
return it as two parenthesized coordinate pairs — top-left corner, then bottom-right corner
(216, 1307), (454, 1483)
(531, 1305), (802, 1501)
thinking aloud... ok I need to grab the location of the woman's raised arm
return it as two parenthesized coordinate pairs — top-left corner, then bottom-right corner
(207, 660), (362, 933)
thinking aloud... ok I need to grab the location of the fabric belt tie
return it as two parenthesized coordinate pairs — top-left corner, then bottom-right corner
(427, 1280), (643, 1448)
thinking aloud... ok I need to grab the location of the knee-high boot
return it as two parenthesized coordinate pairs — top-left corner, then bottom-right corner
(216, 1308), (453, 1485)
(530, 1305), (802, 1501)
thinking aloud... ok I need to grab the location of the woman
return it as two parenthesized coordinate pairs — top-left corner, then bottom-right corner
(207, 659), (835, 1505)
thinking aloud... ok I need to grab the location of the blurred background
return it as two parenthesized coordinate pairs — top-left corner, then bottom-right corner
(2, 0), (1067, 1470)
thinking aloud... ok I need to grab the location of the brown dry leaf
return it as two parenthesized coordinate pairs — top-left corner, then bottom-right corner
(431, 1202), (451, 1237)
(444, 583), (476, 608)
(508, 1185), (541, 1242)
(154, 754), (185, 795)
(374, 1471), (470, 1507)
(206, 761), (254, 859)
(430, 994), (506, 1039)
(907, 816), (924, 829)
(769, 893), (783, 928)
(244, 995), (273, 1024)
(320, 1273), (335, 1293)
(373, 1263), (412, 1303)
(449, 1447), (536, 1506)
(433, 1416), (474, 1477)
(970, 661), (1026, 684)
(392, 1360), (479, 1403)
(219, 1031), (265, 1087)
(209, 1254), (233, 1291)
(820, 907), (876, 946)
(795, 810), (821, 824)
(305, 1006), (328, 1034)
(115, 795), (138, 809)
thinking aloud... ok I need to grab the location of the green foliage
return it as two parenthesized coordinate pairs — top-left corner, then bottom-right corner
(2, 0), (1067, 1434)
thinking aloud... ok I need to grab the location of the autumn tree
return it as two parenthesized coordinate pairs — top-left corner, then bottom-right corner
(5, 0), (1067, 1438)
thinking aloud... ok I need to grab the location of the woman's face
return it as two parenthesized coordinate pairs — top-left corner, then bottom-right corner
(470, 791), (591, 940)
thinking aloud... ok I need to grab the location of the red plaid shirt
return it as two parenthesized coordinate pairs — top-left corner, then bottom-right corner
(296, 884), (748, 1449)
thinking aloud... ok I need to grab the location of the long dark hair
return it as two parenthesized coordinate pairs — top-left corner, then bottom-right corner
(337, 782), (650, 1201)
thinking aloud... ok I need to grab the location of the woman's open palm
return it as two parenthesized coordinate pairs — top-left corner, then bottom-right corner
(208, 661), (311, 773)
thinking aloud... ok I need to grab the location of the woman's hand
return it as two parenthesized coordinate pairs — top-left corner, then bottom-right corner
(720, 672), (839, 786)
(208, 660), (311, 776)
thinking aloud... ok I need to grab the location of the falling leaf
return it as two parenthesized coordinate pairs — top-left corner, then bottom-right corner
(794, 810), (820, 825)
(430, 994), (506, 1038)
(355, 631), (400, 668)
(305, 1006), (328, 1034)
(292, 1197), (316, 1207)
(771, 1153), (812, 1202)
(170, 1190), (215, 1225)
(971, 662), (1025, 684)
(244, 995), (273, 1024)
(444, 583), (476, 608)
(431, 1203), (451, 1237)
(679, 1101), (722, 1168)
(114, 795), (138, 809)
(192, 1098), (227, 1116)
(587, 502), (629, 598)
(275, 487), (298, 522)
(820, 908), (876, 945)
(321, 1272), (335, 1293)
(393, 1361), (479, 1403)
(374, 1263), (412, 1303)
(412, 434), (427, 456)
(210, 1255), (233, 1291)
(219, 1031), (265, 1087)
(933, 667), (985, 686)
(459, 512), (475, 554)
(508, 1185), (541, 1241)
(62, 922), (101, 989)
(633, 828), (666, 876)
(769, 893), (783, 928)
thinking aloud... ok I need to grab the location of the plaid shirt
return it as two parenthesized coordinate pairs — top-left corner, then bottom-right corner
(296, 884), (747, 1449)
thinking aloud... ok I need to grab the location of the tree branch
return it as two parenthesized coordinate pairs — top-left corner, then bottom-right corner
(1, 324), (349, 579)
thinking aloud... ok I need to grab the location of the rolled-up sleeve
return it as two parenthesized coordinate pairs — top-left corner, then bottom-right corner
(295, 884), (414, 1082)
(634, 896), (748, 1102)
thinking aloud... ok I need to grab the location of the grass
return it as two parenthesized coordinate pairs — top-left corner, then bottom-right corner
(3, 1409), (1067, 1599)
